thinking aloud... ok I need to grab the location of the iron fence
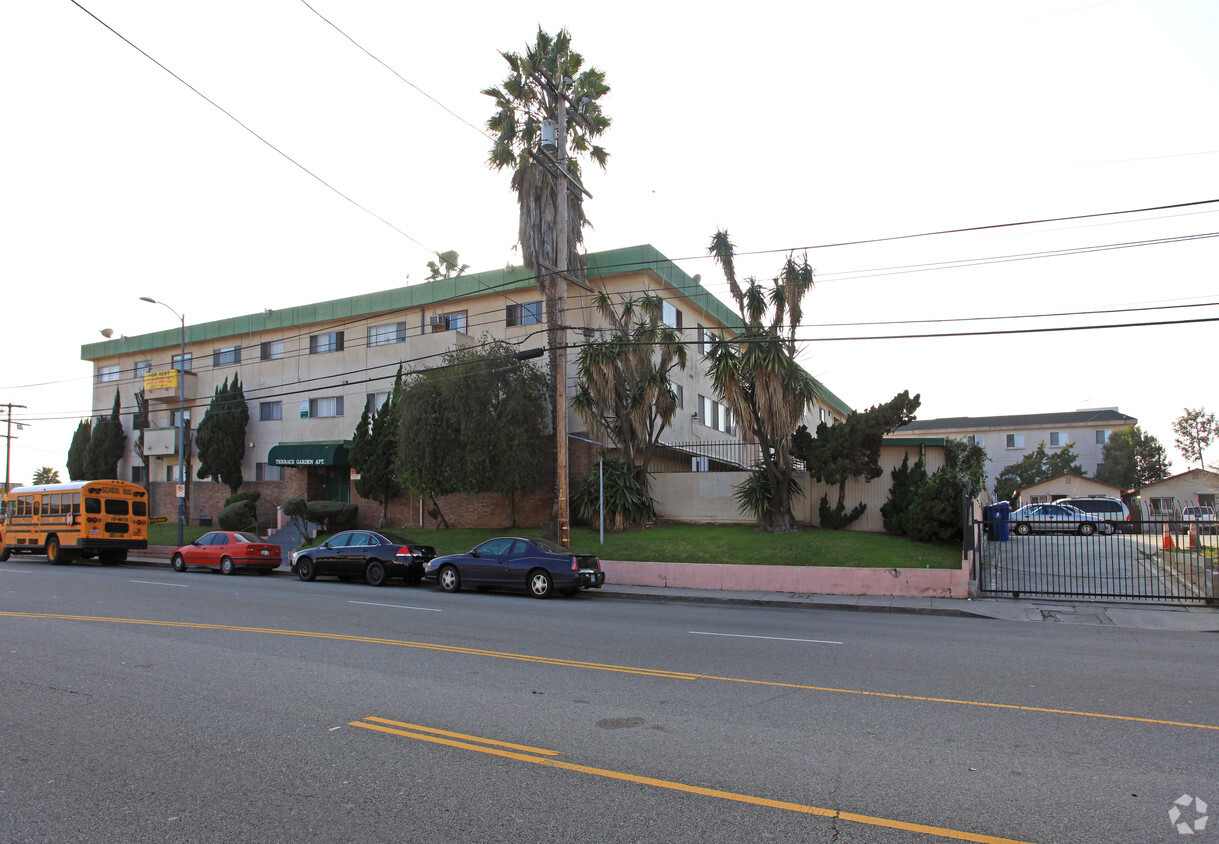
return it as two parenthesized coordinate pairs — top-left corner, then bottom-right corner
(975, 517), (1216, 603)
(650, 440), (806, 473)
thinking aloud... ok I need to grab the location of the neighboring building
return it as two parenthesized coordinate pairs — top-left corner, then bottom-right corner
(1017, 474), (1124, 505)
(81, 244), (853, 529)
(891, 408), (1137, 496)
(1133, 469), (1219, 518)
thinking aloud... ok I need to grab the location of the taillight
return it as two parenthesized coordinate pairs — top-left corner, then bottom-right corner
(398, 546), (413, 557)
(571, 556), (578, 571)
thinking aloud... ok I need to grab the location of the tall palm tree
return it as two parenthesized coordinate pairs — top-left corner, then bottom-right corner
(483, 27), (610, 279)
(707, 231), (819, 533)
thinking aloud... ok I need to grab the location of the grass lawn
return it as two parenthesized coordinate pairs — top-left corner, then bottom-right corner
(283, 523), (961, 570)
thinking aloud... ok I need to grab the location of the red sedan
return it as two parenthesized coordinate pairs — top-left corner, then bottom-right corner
(171, 531), (281, 575)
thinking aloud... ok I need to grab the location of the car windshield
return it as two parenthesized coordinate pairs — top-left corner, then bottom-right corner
(233, 533), (262, 543)
(380, 531), (418, 545)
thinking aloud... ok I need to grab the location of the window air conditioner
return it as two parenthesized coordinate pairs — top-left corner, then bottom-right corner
(429, 314), (446, 326)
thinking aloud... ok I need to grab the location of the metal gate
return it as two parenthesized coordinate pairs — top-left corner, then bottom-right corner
(975, 518), (1217, 603)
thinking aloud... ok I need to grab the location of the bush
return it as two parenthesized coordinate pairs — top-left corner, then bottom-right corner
(305, 500), (358, 533)
(572, 456), (655, 532)
(818, 495), (866, 530)
(217, 498), (257, 531)
(224, 490), (260, 507)
(904, 468), (966, 544)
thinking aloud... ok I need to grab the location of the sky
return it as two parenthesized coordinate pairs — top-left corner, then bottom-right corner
(2, 0), (1217, 488)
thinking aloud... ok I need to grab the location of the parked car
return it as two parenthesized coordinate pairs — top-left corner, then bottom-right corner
(1056, 497), (1131, 532)
(423, 537), (605, 598)
(1181, 505), (1217, 534)
(171, 531), (281, 575)
(1009, 503), (1111, 536)
(289, 530), (436, 586)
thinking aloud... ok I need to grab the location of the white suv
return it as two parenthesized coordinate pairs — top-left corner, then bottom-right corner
(1057, 497), (1131, 532)
(1181, 505), (1217, 534)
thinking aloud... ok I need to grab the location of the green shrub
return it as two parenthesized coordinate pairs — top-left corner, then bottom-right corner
(733, 465), (803, 524)
(224, 490), (261, 507)
(218, 498), (257, 531)
(905, 468), (966, 544)
(305, 500), (358, 533)
(572, 456), (655, 531)
(818, 494), (866, 529)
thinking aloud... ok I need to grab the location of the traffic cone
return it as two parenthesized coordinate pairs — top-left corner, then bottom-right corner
(1188, 523), (1200, 549)
(1162, 522), (1175, 551)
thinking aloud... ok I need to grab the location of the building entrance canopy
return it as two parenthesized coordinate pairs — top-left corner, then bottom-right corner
(267, 441), (351, 467)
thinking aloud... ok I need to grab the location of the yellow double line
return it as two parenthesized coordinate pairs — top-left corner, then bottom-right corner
(351, 716), (1037, 844)
(3, 611), (1215, 731)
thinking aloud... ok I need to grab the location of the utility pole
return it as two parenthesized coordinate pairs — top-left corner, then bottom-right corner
(553, 82), (570, 548)
(2, 404), (29, 492)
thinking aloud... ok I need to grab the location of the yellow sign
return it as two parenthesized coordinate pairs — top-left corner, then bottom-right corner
(143, 369), (179, 391)
(149, 516), (168, 524)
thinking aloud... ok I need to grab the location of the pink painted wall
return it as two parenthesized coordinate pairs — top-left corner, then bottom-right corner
(600, 558), (970, 598)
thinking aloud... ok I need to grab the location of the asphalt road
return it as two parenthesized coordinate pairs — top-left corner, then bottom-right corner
(1, 559), (1215, 843)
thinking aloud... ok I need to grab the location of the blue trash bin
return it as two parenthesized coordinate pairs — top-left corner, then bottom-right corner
(986, 502), (1011, 541)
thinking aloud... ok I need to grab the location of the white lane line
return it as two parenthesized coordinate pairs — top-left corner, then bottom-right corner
(0, 568), (33, 573)
(348, 600), (441, 613)
(690, 631), (842, 645)
(129, 580), (190, 588)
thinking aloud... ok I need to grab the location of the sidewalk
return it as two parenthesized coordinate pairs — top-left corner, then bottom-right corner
(124, 553), (1219, 632)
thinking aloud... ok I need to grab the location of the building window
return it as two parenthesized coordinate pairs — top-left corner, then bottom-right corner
(212, 345), (241, 367)
(1029, 494), (1050, 504)
(259, 402), (282, 422)
(966, 434), (984, 448)
(1149, 497), (1174, 516)
(697, 325), (720, 355)
(98, 364), (120, 383)
(368, 322), (406, 346)
(260, 340), (284, 361)
(310, 331), (344, 354)
(130, 465), (148, 485)
(672, 384), (683, 409)
(170, 409), (190, 428)
(1095, 429), (1112, 445)
(506, 301), (543, 327)
(1006, 433), (1024, 449)
(367, 392), (391, 414)
(1049, 431), (1066, 447)
(309, 396), (344, 418)
(663, 300), (682, 330)
(443, 311), (468, 333)
(256, 462), (285, 482)
(698, 395), (735, 436)
(134, 360), (152, 380)
(172, 352), (192, 372)
(166, 463), (186, 482)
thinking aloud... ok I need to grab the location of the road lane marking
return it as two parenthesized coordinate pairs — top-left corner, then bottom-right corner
(348, 600), (441, 612)
(129, 580), (189, 588)
(2, 611), (1213, 731)
(351, 716), (1037, 844)
(361, 717), (560, 756)
(691, 630), (843, 645)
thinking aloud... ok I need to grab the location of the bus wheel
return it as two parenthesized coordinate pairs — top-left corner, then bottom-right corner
(46, 537), (69, 565)
(0, 544), (9, 562)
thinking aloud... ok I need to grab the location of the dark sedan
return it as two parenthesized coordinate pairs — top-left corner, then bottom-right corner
(290, 529), (436, 586)
(422, 536), (605, 598)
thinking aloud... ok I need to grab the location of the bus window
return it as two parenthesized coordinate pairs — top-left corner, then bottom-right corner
(49, 494), (60, 516)
(132, 500), (147, 517)
(84, 497), (101, 515)
(72, 493), (81, 516)
(104, 499), (129, 516)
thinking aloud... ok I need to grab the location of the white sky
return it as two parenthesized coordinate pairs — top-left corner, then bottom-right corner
(2, 0), (1217, 486)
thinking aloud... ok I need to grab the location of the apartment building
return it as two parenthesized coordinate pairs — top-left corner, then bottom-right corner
(892, 408), (1137, 496)
(81, 244), (853, 527)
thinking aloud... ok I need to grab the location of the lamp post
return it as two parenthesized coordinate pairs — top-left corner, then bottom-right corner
(140, 297), (186, 547)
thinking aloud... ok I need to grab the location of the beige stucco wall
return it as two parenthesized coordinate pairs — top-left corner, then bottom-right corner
(1133, 469), (1219, 515)
(653, 443), (948, 531)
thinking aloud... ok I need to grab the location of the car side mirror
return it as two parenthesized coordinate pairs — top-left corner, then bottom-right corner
(470, 550), (481, 558)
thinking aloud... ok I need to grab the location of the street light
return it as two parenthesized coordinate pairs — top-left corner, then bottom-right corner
(140, 296), (186, 547)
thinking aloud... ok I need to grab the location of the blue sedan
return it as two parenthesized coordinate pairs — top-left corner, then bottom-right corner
(423, 537), (605, 598)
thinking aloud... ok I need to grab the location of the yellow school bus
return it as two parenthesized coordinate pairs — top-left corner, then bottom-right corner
(0, 481), (149, 565)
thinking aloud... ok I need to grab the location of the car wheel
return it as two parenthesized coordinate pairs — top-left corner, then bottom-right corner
(172, 554), (187, 573)
(1078, 523), (1095, 537)
(46, 537), (68, 565)
(220, 556), (237, 575)
(1015, 523), (1031, 536)
(438, 565), (460, 593)
(365, 560), (388, 587)
(528, 569), (553, 599)
(296, 557), (316, 582)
